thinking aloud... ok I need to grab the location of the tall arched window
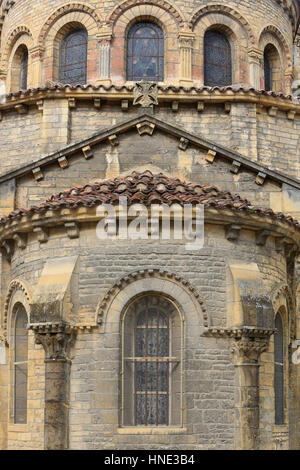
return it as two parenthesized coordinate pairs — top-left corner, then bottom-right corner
(204, 30), (232, 87)
(122, 294), (183, 427)
(11, 45), (28, 92)
(14, 305), (28, 424)
(263, 44), (282, 92)
(59, 29), (88, 85)
(274, 312), (285, 425)
(127, 22), (164, 82)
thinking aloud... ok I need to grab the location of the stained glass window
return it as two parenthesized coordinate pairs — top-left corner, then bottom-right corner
(127, 22), (164, 82)
(19, 49), (28, 90)
(59, 29), (88, 85)
(14, 305), (28, 424)
(274, 312), (284, 425)
(204, 30), (232, 87)
(264, 51), (272, 91)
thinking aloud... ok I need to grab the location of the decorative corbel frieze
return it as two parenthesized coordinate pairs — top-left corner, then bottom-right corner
(121, 100), (129, 111)
(287, 110), (296, 120)
(32, 167), (43, 181)
(205, 149), (217, 163)
(68, 98), (76, 109)
(225, 224), (242, 242)
(64, 222), (79, 239)
(136, 122), (155, 136)
(171, 101), (179, 112)
(224, 102), (231, 113)
(1, 240), (13, 260)
(13, 233), (27, 249)
(58, 156), (68, 169)
(15, 104), (28, 114)
(275, 236), (287, 253)
(230, 160), (242, 174)
(108, 134), (119, 147)
(268, 106), (278, 117)
(178, 137), (189, 150)
(33, 227), (48, 243)
(256, 229), (270, 246)
(255, 172), (266, 185)
(36, 100), (43, 112)
(94, 98), (101, 109)
(82, 145), (93, 159)
(197, 101), (205, 112)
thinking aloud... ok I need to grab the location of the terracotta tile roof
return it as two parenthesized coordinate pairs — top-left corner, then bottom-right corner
(1, 171), (299, 231)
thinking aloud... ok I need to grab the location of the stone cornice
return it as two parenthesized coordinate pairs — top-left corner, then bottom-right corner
(202, 326), (275, 339)
(0, 85), (299, 114)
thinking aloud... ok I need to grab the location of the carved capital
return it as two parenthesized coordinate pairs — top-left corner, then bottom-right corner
(231, 336), (269, 364)
(31, 322), (75, 361)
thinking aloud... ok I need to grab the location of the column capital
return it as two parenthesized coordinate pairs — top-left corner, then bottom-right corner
(29, 45), (45, 60)
(30, 322), (76, 361)
(96, 29), (113, 46)
(231, 335), (270, 364)
(248, 47), (263, 62)
(178, 31), (195, 47)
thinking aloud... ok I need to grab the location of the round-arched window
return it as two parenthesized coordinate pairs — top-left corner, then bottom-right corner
(126, 22), (164, 82)
(204, 30), (232, 87)
(59, 29), (88, 85)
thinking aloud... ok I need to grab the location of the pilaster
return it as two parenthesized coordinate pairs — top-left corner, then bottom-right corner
(29, 46), (45, 89)
(31, 322), (76, 450)
(178, 31), (195, 86)
(248, 47), (263, 90)
(96, 30), (113, 86)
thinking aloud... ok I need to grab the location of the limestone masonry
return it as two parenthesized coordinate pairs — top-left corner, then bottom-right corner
(0, 0), (300, 450)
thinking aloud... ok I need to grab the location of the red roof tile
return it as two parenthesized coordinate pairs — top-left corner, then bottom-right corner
(1, 171), (299, 231)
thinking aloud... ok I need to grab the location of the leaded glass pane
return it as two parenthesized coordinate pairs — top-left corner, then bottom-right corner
(264, 52), (272, 91)
(274, 313), (284, 425)
(19, 50), (28, 90)
(204, 30), (232, 87)
(127, 22), (164, 82)
(14, 305), (28, 424)
(59, 29), (87, 85)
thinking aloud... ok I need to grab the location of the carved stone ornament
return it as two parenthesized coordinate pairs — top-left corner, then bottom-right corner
(231, 335), (269, 364)
(31, 322), (75, 361)
(133, 82), (158, 108)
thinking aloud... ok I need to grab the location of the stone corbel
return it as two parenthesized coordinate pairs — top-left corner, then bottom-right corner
(171, 101), (179, 112)
(58, 156), (68, 169)
(108, 134), (119, 147)
(197, 101), (205, 112)
(96, 29), (113, 86)
(226, 224), (242, 242)
(33, 227), (48, 244)
(94, 98), (101, 109)
(268, 106), (278, 117)
(230, 160), (242, 174)
(65, 222), (79, 239)
(32, 167), (44, 181)
(82, 145), (93, 159)
(255, 171), (266, 185)
(1, 239), (13, 260)
(15, 104), (28, 115)
(255, 229), (270, 246)
(205, 149), (216, 163)
(68, 98), (76, 109)
(136, 122), (155, 136)
(121, 100), (129, 111)
(178, 137), (189, 150)
(178, 31), (195, 86)
(13, 233), (27, 249)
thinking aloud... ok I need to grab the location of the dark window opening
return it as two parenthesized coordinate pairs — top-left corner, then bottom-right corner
(14, 305), (28, 424)
(274, 312), (284, 425)
(204, 30), (232, 87)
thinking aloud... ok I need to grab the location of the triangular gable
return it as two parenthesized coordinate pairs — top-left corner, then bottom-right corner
(1, 111), (300, 190)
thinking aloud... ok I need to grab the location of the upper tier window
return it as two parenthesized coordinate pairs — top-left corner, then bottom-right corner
(127, 22), (164, 82)
(204, 30), (232, 87)
(14, 304), (28, 424)
(59, 29), (88, 85)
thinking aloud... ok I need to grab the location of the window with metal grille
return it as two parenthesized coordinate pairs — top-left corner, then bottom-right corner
(204, 30), (232, 87)
(19, 49), (28, 90)
(14, 305), (28, 424)
(122, 294), (183, 427)
(264, 51), (272, 91)
(127, 22), (164, 82)
(274, 312), (284, 425)
(59, 29), (88, 85)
